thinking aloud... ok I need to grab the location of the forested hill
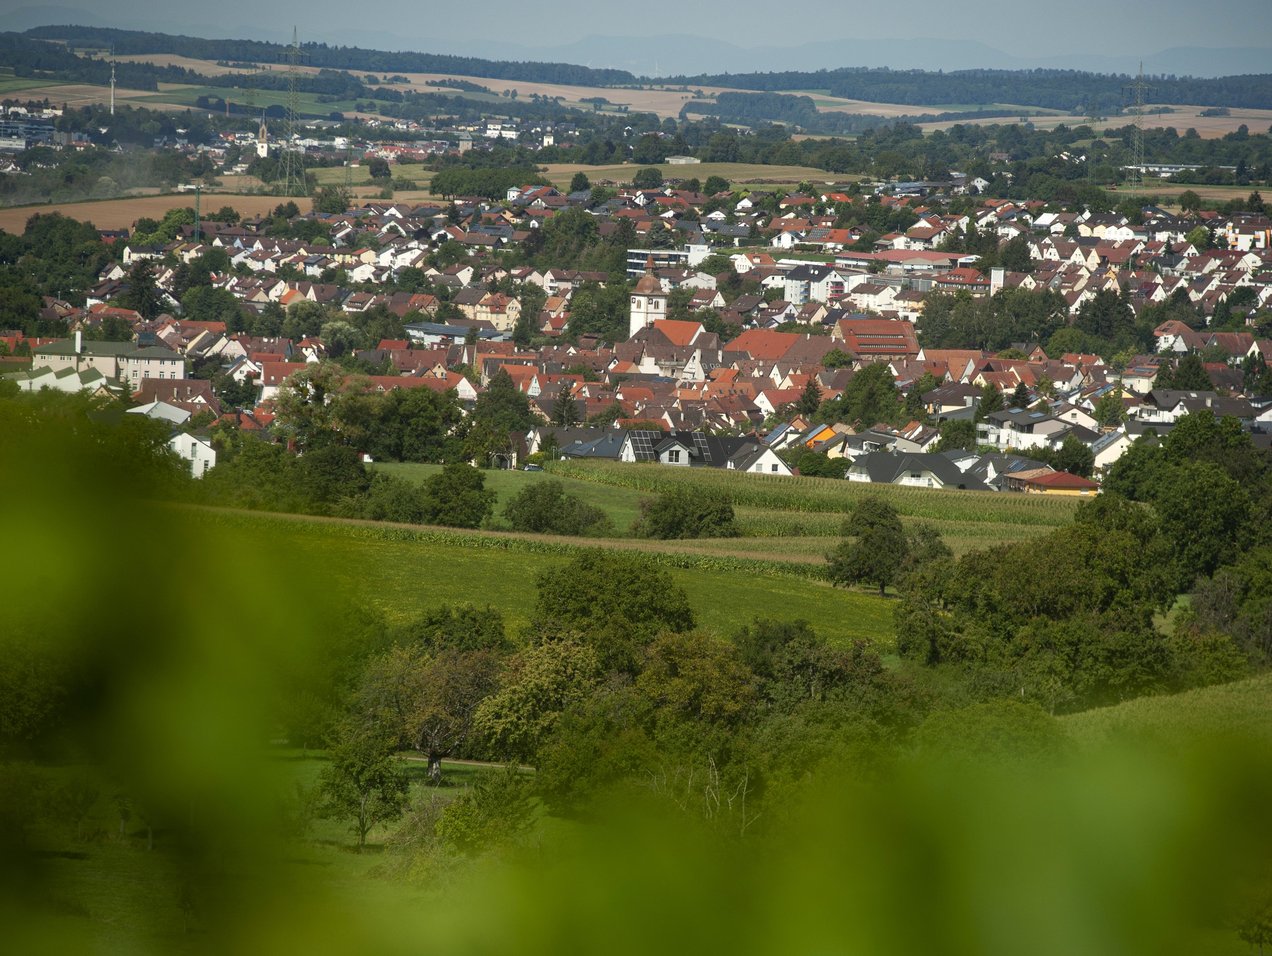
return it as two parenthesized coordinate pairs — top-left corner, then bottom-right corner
(18, 25), (1272, 115)
(668, 67), (1272, 113)
(21, 25), (637, 88)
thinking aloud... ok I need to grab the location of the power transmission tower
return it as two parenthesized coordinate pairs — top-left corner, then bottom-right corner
(1122, 63), (1152, 200)
(243, 64), (259, 116)
(273, 27), (307, 197)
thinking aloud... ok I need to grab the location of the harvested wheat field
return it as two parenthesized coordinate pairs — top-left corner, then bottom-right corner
(0, 194), (290, 234)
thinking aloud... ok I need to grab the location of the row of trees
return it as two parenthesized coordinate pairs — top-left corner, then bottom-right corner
(892, 410), (1272, 712)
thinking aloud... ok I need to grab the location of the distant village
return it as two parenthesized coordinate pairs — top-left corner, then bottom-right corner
(4, 135), (1271, 492)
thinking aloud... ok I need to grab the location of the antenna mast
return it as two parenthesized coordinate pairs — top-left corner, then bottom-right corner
(110, 62), (116, 117)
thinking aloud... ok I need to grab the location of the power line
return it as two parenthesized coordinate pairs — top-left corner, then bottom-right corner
(1123, 63), (1152, 201)
(273, 27), (307, 197)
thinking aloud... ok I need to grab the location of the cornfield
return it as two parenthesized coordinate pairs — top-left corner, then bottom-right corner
(546, 460), (1080, 528)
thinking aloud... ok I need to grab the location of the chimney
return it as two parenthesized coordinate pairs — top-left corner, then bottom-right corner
(74, 330), (82, 355)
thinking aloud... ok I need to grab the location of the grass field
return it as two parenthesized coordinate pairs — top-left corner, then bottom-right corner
(374, 460), (1063, 560)
(1063, 672), (1272, 747)
(0, 76), (64, 95)
(29, 750), (492, 952)
(188, 506), (896, 648)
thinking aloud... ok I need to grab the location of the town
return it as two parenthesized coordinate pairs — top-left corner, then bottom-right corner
(4, 16), (1272, 956)
(4, 158), (1270, 493)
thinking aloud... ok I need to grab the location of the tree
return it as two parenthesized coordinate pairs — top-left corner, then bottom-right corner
(1177, 190), (1202, 215)
(821, 348), (853, 370)
(797, 377), (823, 416)
(532, 551), (695, 673)
(311, 185), (351, 215)
(366, 157), (391, 179)
(514, 283), (545, 349)
(569, 171), (591, 193)
(317, 729), (409, 848)
(933, 417), (977, 453)
(357, 644), (501, 783)
(434, 764), (536, 854)
(999, 234), (1032, 273)
(1043, 434), (1096, 478)
(635, 630), (756, 730)
(422, 463), (495, 528)
(1010, 381), (1031, 409)
(633, 486), (738, 540)
(551, 381), (579, 427)
(1093, 388), (1125, 427)
(297, 444), (370, 509)
(121, 259), (162, 321)
(1165, 353), (1211, 391)
(977, 380), (1004, 417)
(632, 167), (663, 189)
(502, 480), (610, 536)
(826, 362), (900, 428)
(475, 641), (602, 762)
(826, 497), (908, 596)
(703, 175), (730, 195)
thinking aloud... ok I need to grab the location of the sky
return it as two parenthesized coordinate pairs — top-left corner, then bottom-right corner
(4, 0), (1271, 75)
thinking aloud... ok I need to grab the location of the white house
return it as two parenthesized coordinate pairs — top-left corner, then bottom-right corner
(169, 432), (217, 478)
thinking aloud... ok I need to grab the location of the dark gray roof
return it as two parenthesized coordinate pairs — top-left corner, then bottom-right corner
(847, 451), (991, 491)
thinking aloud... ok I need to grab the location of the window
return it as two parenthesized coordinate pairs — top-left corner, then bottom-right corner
(667, 450), (681, 463)
(771, 463), (779, 472)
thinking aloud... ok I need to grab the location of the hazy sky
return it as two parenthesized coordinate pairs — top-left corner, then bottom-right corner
(4, 0), (1270, 65)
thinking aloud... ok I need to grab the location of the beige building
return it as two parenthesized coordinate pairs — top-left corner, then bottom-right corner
(32, 333), (186, 393)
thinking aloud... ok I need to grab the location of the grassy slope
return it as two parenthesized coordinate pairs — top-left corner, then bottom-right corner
(193, 508), (895, 648)
(376, 461), (1069, 560)
(1063, 672), (1272, 747)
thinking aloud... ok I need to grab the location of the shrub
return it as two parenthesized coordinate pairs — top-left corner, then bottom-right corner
(632, 487), (738, 539)
(502, 480), (612, 536)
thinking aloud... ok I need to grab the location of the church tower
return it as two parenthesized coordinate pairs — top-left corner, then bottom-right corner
(629, 256), (666, 339)
(256, 115), (269, 158)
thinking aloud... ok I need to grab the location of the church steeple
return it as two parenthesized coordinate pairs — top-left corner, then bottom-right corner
(629, 255), (666, 339)
(256, 114), (269, 158)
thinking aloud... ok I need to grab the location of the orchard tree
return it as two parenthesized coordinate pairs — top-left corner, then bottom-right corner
(826, 496), (909, 595)
(474, 641), (602, 762)
(317, 729), (409, 848)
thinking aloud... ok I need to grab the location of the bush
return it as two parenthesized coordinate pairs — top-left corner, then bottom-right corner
(422, 463), (495, 528)
(502, 480), (612, 536)
(632, 486), (738, 539)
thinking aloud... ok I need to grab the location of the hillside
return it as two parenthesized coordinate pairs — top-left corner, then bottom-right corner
(1064, 672), (1272, 746)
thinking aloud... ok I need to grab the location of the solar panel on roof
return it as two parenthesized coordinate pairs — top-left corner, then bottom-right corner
(692, 432), (711, 463)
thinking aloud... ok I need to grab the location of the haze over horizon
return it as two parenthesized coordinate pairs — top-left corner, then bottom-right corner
(3, 0), (1271, 78)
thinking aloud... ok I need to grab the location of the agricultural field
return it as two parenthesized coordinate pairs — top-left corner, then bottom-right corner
(543, 458), (1078, 532)
(921, 102), (1272, 138)
(0, 193), (290, 233)
(188, 507), (896, 648)
(376, 460), (1070, 561)
(539, 161), (855, 188)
